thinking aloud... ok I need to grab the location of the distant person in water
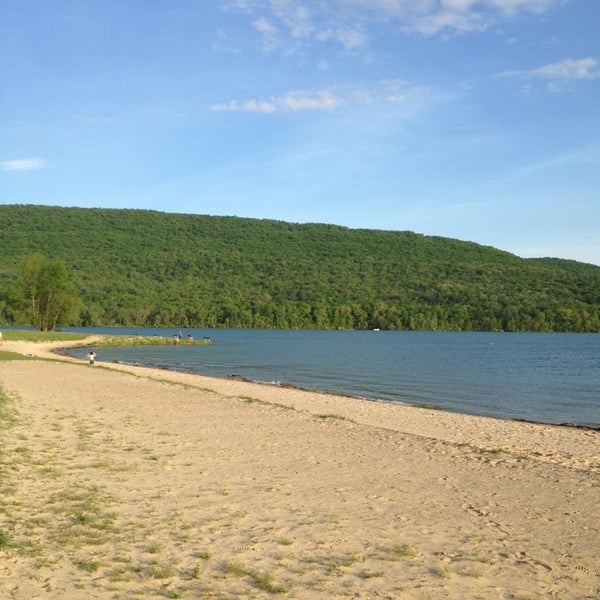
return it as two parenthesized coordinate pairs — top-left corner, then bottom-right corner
(177, 330), (183, 341)
(187, 333), (194, 343)
(87, 351), (96, 366)
(0, 330), (3, 346)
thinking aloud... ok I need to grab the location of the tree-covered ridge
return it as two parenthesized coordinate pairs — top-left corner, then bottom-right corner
(0, 204), (599, 331)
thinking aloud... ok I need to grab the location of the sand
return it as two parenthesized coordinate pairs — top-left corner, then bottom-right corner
(0, 338), (598, 599)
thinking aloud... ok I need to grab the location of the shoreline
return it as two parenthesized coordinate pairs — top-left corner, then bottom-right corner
(1, 339), (599, 598)
(148, 364), (600, 432)
(3, 336), (599, 469)
(53, 338), (600, 432)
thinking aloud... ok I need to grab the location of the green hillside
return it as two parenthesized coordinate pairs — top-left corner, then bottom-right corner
(1, 204), (599, 331)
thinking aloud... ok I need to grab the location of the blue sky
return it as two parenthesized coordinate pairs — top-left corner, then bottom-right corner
(1, 1), (599, 264)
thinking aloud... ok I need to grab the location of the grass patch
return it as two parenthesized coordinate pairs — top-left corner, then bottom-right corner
(242, 396), (296, 411)
(464, 568), (484, 578)
(0, 384), (17, 428)
(0, 351), (38, 362)
(242, 396), (261, 404)
(47, 485), (119, 548)
(0, 330), (88, 343)
(439, 564), (453, 579)
(481, 447), (508, 457)
(315, 413), (355, 422)
(0, 385), (19, 547)
(478, 446), (531, 462)
(91, 335), (211, 348)
(0, 531), (12, 549)
(323, 553), (362, 574)
(76, 559), (102, 573)
(0, 329), (208, 347)
(182, 564), (202, 580)
(223, 560), (248, 577)
(223, 561), (287, 594)
(471, 553), (493, 564)
(358, 569), (384, 579)
(252, 570), (287, 594)
(108, 565), (132, 582)
(389, 544), (418, 560)
(149, 561), (176, 579)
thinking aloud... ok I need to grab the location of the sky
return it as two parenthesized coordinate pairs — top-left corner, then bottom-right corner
(1, 1), (599, 265)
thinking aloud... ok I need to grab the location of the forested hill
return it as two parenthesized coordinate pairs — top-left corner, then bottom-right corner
(1, 204), (599, 332)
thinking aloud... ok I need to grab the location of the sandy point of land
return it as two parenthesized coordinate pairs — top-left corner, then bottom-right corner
(0, 339), (598, 599)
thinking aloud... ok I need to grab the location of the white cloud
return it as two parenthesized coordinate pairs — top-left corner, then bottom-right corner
(222, 0), (258, 13)
(211, 89), (347, 113)
(403, 0), (562, 34)
(0, 157), (47, 171)
(409, 6), (487, 35)
(490, 0), (557, 15)
(529, 58), (600, 81)
(338, 1), (430, 18)
(316, 27), (368, 50)
(227, 1), (565, 40)
(256, 0), (565, 39)
(225, 0), (368, 53)
(500, 58), (600, 90)
(241, 1), (317, 52)
(252, 17), (281, 50)
(343, 0), (558, 17)
(211, 80), (435, 114)
(271, 2), (315, 39)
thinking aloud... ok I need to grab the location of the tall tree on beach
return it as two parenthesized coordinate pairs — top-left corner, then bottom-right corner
(12, 253), (81, 331)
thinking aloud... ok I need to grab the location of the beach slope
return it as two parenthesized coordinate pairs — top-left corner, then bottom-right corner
(0, 340), (598, 598)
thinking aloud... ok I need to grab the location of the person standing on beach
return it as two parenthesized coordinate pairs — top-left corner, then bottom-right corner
(87, 351), (96, 366)
(0, 330), (3, 346)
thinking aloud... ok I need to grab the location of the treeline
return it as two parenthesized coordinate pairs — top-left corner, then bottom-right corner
(0, 204), (599, 332)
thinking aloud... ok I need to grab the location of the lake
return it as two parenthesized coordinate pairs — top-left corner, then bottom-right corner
(60, 328), (600, 428)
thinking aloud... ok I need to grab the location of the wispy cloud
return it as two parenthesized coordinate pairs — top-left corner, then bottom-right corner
(490, 0), (558, 15)
(272, 2), (314, 39)
(210, 80), (425, 114)
(0, 157), (47, 171)
(364, 0), (561, 35)
(226, 0), (565, 50)
(211, 89), (348, 113)
(500, 58), (600, 90)
(252, 17), (281, 51)
(316, 26), (368, 50)
(515, 140), (600, 176)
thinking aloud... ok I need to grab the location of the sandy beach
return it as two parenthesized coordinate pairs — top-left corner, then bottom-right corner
(0, 339), (598, 599)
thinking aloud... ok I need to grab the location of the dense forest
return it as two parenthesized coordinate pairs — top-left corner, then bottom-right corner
(0, 204), (599, 332)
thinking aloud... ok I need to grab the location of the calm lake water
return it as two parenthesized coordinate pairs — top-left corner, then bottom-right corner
(60, 328), (600, 428)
